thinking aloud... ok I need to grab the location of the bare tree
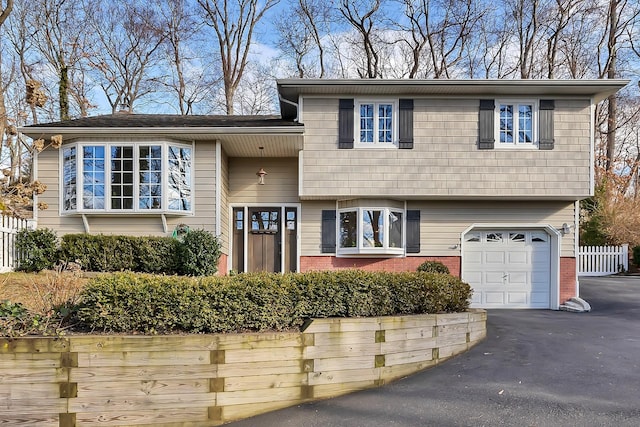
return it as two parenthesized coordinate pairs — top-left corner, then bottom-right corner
(158, 0), (218, 114)
(30, 0), (91, 120)
(197, 0), (279, 115)
(0, 0), (14, 147)
(84, 0), (166, 113)
(275, 0), (331, 78)
(338, 0), (385, 78)
(398, 0), (484, 78)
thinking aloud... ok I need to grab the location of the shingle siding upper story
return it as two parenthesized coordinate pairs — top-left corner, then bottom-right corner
(299, 97), (592, 200)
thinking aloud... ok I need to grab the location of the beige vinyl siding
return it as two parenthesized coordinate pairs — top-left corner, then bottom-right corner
(35, 139), (217, 236)
(219, 148), (230, 254)
(300, 200), (575, 257)
(301, 98), (591, 199)
(300, 200), (335, 255)
(228, 158), (298, 204)
(408, 200), (576, 257)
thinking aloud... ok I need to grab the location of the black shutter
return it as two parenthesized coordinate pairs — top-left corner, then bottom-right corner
(478, 99), (495, 149)
(338, 99), (354, 149)
(321, 210), (336, 253)
(398, 99), (414, 149)
(406, 210), (420, 253)
(539, 99), (555, 150)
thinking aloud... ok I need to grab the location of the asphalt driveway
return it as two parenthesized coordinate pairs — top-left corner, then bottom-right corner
(228, 276), (640, 426)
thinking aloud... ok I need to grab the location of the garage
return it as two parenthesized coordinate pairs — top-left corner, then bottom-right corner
(462, 229), (554, 309)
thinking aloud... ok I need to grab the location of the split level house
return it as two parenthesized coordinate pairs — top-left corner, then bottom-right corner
(22, 79), (628, 309)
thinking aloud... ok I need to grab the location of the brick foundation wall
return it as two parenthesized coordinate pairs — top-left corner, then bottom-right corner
(218, 253), (228, 275)
(560, 257), (577, 303)
(300, 256), (461, 277)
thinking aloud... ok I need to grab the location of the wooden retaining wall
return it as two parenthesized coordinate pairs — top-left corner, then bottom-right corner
(0, 310), (486, 426)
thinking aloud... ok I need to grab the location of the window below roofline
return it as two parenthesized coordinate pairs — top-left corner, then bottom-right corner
(494, 99), (539, 149)
(59, 140), (194, 216)
(337, 206), (405, 256)
(354, 99), (399, 148)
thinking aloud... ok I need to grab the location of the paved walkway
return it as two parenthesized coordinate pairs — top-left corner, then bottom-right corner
(228, 276), (640, 426)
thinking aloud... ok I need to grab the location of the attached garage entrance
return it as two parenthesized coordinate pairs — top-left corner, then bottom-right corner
(462, 228), (558, 309)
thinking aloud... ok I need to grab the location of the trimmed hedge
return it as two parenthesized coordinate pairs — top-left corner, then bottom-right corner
(633, 245), (640, 267)
(59, 234), (181, 274)
(74, 270), (473, 334)
(16, 229), (221, 275)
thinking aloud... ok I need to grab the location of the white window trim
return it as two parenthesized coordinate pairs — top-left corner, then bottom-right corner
(495, 99), (538, 149)
(355, 99), (399, 148)
(337, 206), (405, 256)
(59, 140), (194, 216)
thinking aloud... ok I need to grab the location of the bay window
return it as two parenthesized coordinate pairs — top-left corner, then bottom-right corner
(338, 207), (404, 255)
(61, 141), (192, 214)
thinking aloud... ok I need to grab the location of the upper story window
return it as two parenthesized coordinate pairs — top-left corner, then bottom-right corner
(61, 141), (192, 215)
(358, 101), (395, 145)
(338, 207), (403, 255)
(496, 100), (537, 147)
(339, 98), (413, 149)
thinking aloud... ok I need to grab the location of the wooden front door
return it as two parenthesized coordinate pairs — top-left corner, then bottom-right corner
(232, 206), (298, 273)
(248, 207), (281, 272)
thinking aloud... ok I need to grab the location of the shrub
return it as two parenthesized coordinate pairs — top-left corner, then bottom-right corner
(16, 228), (59, 272)
(59, 234), (180, 274)
(73, 270), (472, 334)
(633, 246), (640, 267)
(178, 229), (222, 276)
(416, 260), (450, 274)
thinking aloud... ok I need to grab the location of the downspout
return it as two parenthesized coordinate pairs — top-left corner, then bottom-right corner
(278, 95), (300, 122)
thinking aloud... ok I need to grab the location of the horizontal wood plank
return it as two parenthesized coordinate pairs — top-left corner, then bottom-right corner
(77, 379), (210, 398)
(70, 365), (217, 382)
(313, 355), (375, 371)
(303, 318), (381, 333)
(70, 336), (219, 353)
(217, 386), (302, 406)
(311, 331), (376, 346)
(384, 326), (435, 342)
(303, 342), (380, 359)
(223, 373), (308, 392)
(308, 367), (380, 386)
(0, 413), (58, 426)
(74, 408), (209, 426)
(77, 350), (210, 367)
(69, 392), (216, 412)
(217, 360), (302, 377)
(385, 349), (434, 366)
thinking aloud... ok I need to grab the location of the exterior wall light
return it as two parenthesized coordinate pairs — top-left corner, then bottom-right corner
(256, 167), (267, 185)
(256, 146), (267, 185)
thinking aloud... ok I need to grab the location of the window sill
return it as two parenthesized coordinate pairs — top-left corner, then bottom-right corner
(337, 247), (404, 257)
(354, 143), (398, 149)
(61, 210), (193, 217)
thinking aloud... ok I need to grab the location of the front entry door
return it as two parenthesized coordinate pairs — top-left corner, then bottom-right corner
(248, 207), (281, 272)
(232, 206), (298, 273)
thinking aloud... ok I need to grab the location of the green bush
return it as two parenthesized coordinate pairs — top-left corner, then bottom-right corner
(73, 270), (472, 334)
(15, 228), (59, 272)
(633, 246), (640, 267)
(416, 260), (450, 274)
(178, 229), (222, 276)
(59, 234), (180, 274)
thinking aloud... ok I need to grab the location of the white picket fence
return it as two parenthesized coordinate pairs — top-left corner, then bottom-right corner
(578, 244), (629, 277)
(0, 214), (36, 273)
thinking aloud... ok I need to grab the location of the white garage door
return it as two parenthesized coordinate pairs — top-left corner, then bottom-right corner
(463, 230), (551, 308)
